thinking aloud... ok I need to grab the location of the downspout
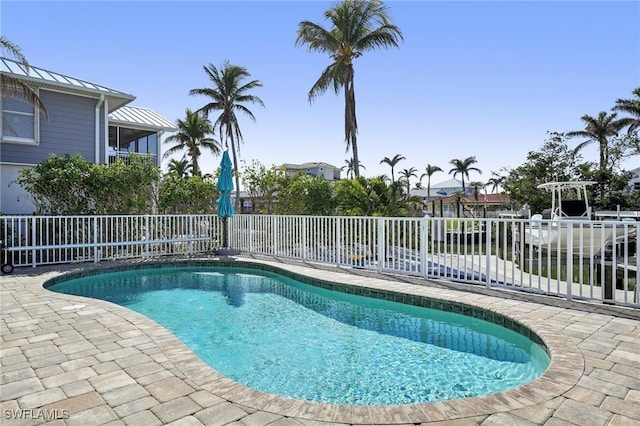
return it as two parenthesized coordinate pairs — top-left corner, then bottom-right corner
(95, 94), (105, 163)
(103, 98), (109, 164)
(152, 130), (165, 214)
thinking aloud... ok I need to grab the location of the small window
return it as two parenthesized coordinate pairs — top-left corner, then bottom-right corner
(633, 182), (640, 191)
(1, 95), (38, 144)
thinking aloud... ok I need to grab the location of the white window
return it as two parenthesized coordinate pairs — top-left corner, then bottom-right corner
(1, 95), (39, 144)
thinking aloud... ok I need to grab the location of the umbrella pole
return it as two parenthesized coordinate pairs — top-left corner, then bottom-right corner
(222, 217), (229, 248)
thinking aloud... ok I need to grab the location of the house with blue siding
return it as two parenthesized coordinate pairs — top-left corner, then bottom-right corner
(0, 58), (176, 214)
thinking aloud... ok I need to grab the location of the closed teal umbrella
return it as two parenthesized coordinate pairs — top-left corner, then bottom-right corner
(216, 151), (235, 219)
(215, 151), (238, 254)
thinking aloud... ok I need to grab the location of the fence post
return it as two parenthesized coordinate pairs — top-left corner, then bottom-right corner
(31, 217), (37, 268)
(302, 217), (307, 261)
(335, 217), (341, 266)
(377, 218), (385, 273)
(145, 215), (150, 259)
(249, 216), (254, 253)
(566, 224), (573, 301)
(420, 217), (428, 279)
(272, 216), (278, 257)
(93, 216), (99, 263)
(189, 215), (194, 255)
(485, 219), (492, 288)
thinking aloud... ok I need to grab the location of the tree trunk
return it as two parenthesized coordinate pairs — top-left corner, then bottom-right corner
(344, 67), (359, 177)
(228, 130), (241, 211)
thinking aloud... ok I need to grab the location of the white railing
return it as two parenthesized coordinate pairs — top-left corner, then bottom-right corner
(2, 214), (638, 308)
(1, 215), (220, 266)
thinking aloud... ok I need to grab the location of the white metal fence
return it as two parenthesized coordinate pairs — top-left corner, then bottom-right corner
(2, 214), (638, 307)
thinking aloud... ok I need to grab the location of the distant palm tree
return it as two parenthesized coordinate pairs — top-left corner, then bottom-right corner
(449, 156), (481, 192)
(163, 109), (219, 176)
(469, 181), (484, 205)
(613, 87), (640, 135)
(1, 37), (48, 118)
(566, 111), (632, 170)
(380, 154), (405, 183)
(167, 158), (193, 178)
(399, 167), (418, 196)
(190, 61), (264, 207)
(486, 172), (505, 193)
(296, 0), (402, 178)
(420, 164), (443, 202)
(341, 158), (366, 179)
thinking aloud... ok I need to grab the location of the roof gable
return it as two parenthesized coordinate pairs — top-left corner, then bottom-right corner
(1, 57), (135, 111)
(431, 178), (463, 188)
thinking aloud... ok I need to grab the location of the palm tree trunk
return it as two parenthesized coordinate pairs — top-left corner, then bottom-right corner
(192, 157), (200, 177)
(344, 68), (359, 177)
(227, 128), (241, 211)
(598, 138), (608, 170)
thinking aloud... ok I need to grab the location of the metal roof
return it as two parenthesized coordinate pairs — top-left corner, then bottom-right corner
(0, 57), (135, 111)
(109, 105), (177, 132)
(285, 162), (339, 170)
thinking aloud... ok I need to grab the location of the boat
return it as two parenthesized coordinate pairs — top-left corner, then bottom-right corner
(521, 181), (636, 257)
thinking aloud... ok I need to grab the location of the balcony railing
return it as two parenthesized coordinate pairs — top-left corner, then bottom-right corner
(108, 151), (158, 166)
(1, 214), (638, 307)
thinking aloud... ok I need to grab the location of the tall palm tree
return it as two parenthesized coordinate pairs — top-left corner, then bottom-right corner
(566, 111), (632, 170)
(379, 154), (405, 182)
(296, 0), (402, 178)
(163, 109), (219, 177)
(167, 158), (193, 178)
(420, 164), (443, 202)
(190, 61), (264, 207)
(449, 156), (482, 192)
(613, 87), (640, 135)
(341, 158), (366, 179)
(399, 167), (418, 196)
(1, 37), (48, 118)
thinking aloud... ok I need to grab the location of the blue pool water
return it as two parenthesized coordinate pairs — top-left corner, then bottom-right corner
(47, 266), (549, 405)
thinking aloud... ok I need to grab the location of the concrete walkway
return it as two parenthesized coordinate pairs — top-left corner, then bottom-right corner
(1, 258), (639, 425)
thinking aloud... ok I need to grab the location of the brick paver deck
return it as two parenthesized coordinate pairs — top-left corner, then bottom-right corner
(1, 258), (638, 425)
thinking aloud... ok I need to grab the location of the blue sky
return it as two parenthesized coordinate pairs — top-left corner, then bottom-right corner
(3, 1), (639, 186)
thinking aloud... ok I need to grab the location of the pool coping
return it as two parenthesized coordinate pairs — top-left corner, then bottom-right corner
(38, 257), (585, 424)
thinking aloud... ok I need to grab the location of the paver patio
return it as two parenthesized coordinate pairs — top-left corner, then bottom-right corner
(1, 257), (638, 425)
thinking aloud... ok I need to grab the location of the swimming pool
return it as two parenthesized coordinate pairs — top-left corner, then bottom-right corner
(46, 263), (550, 406)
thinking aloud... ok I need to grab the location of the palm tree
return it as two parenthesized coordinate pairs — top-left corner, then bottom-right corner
(167, 158), (193, 178)
(469, 181), (484, 206)
(420, 164), (442, 202)
(379, 154), (405, 182)
(613, 88), (640, 155)
(190, 61), (264, 207)
(163, 109), (219, 176)
(486, 172), (505, 193)
(566, 111), (632, 170)
(399, 167), (418, 196)
(1, 37), (48, 118)
(613, 87), (640, 135)
(341, 158), (366, 179)
(449, 157), (482, 192)
(296, 0), (402, 178)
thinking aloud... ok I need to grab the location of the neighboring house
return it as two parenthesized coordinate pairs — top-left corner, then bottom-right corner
(284, 162), (341, 181)
(410, 178), (465, 201)
(434, 193), (510, 218)
(0, 57), (176, 214)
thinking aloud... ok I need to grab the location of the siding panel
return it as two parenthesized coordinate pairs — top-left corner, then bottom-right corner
(1, 90), (101, 165)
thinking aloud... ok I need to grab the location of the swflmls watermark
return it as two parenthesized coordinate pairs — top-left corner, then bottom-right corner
(3, 408), (70, 420)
